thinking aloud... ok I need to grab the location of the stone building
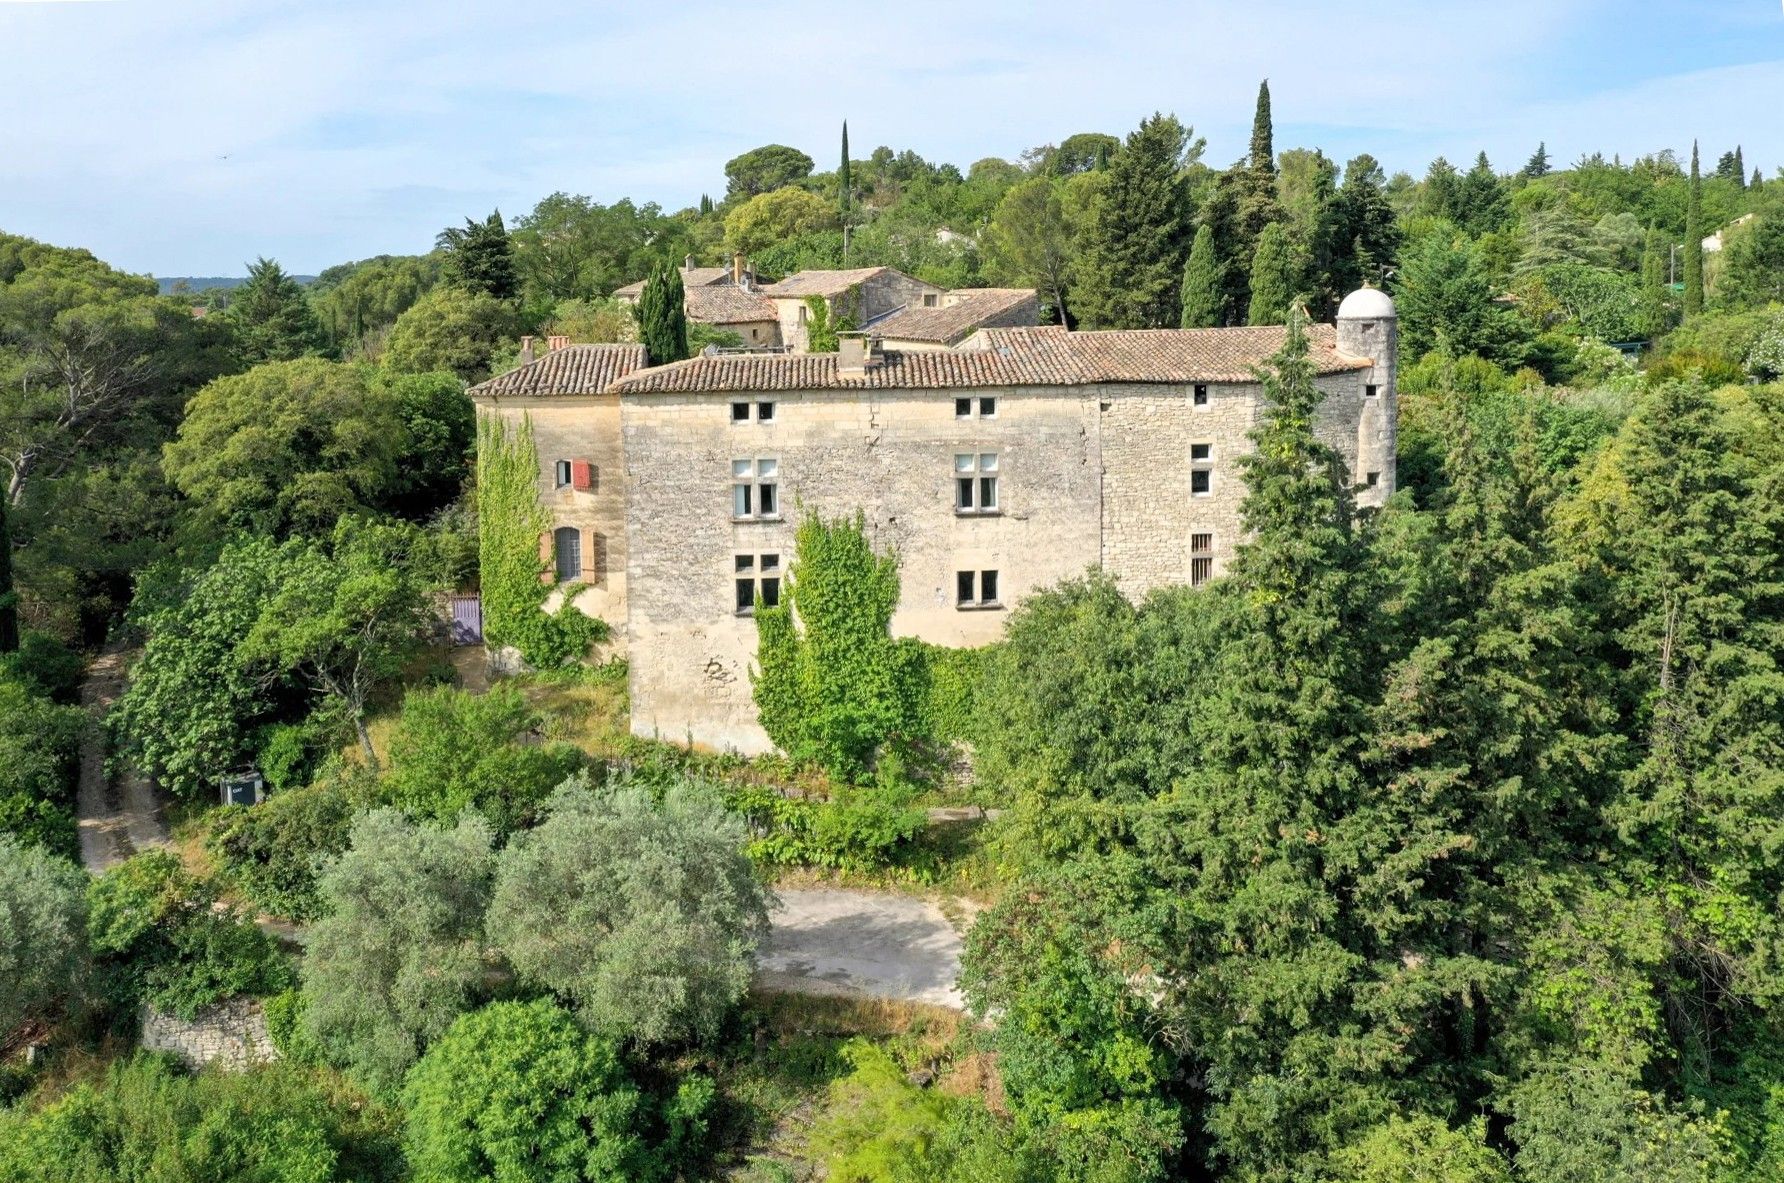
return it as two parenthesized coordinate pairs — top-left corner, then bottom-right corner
(471, 288), (1398, 754)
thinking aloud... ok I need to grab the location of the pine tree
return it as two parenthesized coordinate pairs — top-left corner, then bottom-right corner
(1684, 143), (1705, 316)
(1249, 80), (1275, 177)
(436, 211), (519, 301)
(1455, 152), (1509, 234)
(228, 257), (325, 365)
(1072, 113), (1194, 329)
(636, 263), (688, 365)
(1246, 222), (1296, 325)
(1179, 224), (1223, 328)
(1638, 227), (1669, 340)
(1521, 142), (1552, 179)
(1336, 154), (1401, 291)
(839, 121), (852, 219)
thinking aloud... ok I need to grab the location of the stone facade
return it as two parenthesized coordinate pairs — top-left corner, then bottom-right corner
(141, 998), (277, 1071)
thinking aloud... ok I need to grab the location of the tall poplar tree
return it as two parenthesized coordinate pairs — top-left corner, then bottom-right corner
(838, 121), (852, 218)
(1073, 113), (1195, 329)
(636, 263), (688, 365)
(1684, 142), (1705, 317)
(1246, 222), (1296, 325)
(1179, 224), (1223, 328)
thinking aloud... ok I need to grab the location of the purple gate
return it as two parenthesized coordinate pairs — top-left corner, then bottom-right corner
(448, 594), (483, 645)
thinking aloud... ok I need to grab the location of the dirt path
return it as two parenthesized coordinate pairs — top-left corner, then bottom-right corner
(758, 889), (966, 1009)
(76, 649), (170, 875)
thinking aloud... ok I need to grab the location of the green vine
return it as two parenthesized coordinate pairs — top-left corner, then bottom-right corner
(475, 413), (606, 667)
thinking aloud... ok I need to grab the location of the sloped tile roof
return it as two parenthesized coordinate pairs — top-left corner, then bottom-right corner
(683, 285), (779, 325)
(758, 267), (898, 299)
(612, 266), (735, 299)
(870, 288), (1039, 344)
(608, 322), (1368, 395)
(468, 344), (649, 398)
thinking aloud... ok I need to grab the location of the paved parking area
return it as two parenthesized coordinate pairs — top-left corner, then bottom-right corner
(758, 889), (966, 1009)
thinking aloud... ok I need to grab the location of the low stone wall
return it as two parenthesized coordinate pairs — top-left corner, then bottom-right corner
(140, 997), (278, 1071)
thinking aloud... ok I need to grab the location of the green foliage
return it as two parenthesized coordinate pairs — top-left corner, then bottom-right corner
(380, 684), (585, 833)
(310, 252), (441, 353)
(402, 999), (663, 1183)
(485, 776), (769, 1046)
(0, 1054), (404, 1183)
(915, 642), (985, 747)
(301, 809), (494, 1093)
(721, 781), (927, 875)
(0, 674), (82, 857)
(637, 261), (690, 365)
(0, 834), (87, 1038)
(0, 630), (83, 703)
(1245, 220), (1296, 325)
(511, 193), (686, 301)
(753, 509), (921, 781)
(1719, 210), (1784, 309)
(474, 413), (607, 666)
(1685, 144), (1706, 316)
(726, 186), (836, 255)
(1331, 1116), (1512, 1183)
(205, 776), (362, 920)
(1179, 223), (1222, 328)
(1508, 1062), (1736, 1182)
(383, 285), (516, 382)
(436, 209), (520, 300)
(1073, 113), (1198, 329)
(724, 143), (816, 201)
(985, 177), (1075, 324)
(227, 256), (325, 364)
(87, 850), (290, 1019)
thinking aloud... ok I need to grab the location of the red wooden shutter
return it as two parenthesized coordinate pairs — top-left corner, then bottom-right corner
(571, 459), (594, 491)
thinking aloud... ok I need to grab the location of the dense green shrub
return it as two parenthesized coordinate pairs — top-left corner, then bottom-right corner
(914, 642), (987, 747)
(402, 998), (713, 1183)
(85, 850), (291, 1019)
(380, 683), (585, 832)
(0, 835), (88, 1039)
(0, 630), (84, 703)
(0, 674), (83, 856)
(206, 776), (364, 920)
(722, 781), (926, 874)
(0, 1053), (404, 1183)
(300, 809), (494, 1093)
(486, 777), (770, 1046)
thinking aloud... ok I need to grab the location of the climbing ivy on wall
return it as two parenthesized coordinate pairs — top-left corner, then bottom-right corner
(752, 510), (927, 781)
(475, 414), (606, 667)
(802, 287), (860, 354)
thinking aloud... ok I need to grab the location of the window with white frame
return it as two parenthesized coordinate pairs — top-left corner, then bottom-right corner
(732, 458), (779, 519)
(554, 459), (573, 488)
(956, 569), (1000, 608)
(955, 396), (997, 419)
(734, 553), (782, 615)
(954, 453), (999, 514)
(1365, 384), (1380, 399)
(1191, 442), (1213, 496)
(1190, 533), (1213, 588)
(730, 401), (750, 423)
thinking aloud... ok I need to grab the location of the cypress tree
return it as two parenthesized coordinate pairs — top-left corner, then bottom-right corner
(1684, 142), (1705, 316)
(1180, 224), (1223, 328)
(0, 495), (16, 654)
(1249, 79), (1275, 177)
(839, 121), (852, 218)
(1072, 112), (1194, 329)
(699, 193), (713, 216)
(1753, 168), (1765, 192)
(1638, 228), (1668, 340)
(637, 263), (688, 365)
(1246, 222), (1295, 325)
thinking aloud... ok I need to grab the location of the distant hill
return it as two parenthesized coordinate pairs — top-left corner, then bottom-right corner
(157, 275), (317, 295)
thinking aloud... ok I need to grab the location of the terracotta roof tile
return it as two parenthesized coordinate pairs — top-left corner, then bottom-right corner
(612, 266), (733, 299)
(758, 267), (896, 299)
(1064, 323), (1367, 384)
(683, 285), (779, 325)
(468, 344), (648, 398)
(870, 288), (1039, 344)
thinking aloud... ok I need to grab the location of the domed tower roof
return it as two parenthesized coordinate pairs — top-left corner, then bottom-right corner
(1337, 286), (1397, 320)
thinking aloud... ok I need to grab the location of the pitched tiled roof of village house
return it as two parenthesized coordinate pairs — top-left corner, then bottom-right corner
(683, 285), (779, 325)
(869, 288), (1039, 345)
(468, 344), (648, 398)
(612, 267), (733, 299)
(758, 267), (899, 299)
(606, 323), (1368, 395)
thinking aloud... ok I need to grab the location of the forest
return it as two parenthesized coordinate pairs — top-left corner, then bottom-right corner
(3, 80), (1784, 1182)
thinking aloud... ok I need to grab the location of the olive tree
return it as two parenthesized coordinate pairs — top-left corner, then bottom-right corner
(486, 777), (771, 1046)
(0, 835), (87, 1037)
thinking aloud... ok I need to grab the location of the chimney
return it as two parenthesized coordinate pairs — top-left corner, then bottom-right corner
(545, 335), (570, 353)
(519, 335), (535, 365)
(684, 253), (696, 272)
(732, 252), (747, 287)
(836, 332), (878, 377)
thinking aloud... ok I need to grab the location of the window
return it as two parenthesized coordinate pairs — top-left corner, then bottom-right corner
(923, 293), (939, 307)
(731, 402), (750, 423)
(1193, 384), (1210, 407)
(554, 460), (572, 488)
(957, 569), (1001, 609)
(732, 458), (779, 519)
(1190, 533), (1213, 588)
(956, 396), (997, 419)
(1365, 471), (1380, 487)
(553, 527), (581, 581)
(979, 396), (997, 418)
(1190, 443), (1212, 462)
(1191, 443), (1213, 496)
(797, 304), (808, 325)
(757, 401), (775, 422)
(1365, 384), (1380, 399)
(954, 453), (999, 514)
(955, 397), (972, 418)
(734, 553), (782, 615)
(732, 401), (777, 424)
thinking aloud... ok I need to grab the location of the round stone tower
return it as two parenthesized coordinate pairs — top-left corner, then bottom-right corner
(1336, 287), (1398, 504)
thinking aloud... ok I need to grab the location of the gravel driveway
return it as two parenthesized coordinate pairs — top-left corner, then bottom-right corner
(77, 649), (170, 874)
(758, 889), (966, 1009)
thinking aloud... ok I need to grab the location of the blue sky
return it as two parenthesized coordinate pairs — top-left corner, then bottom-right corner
(0, 0), (1780, 277)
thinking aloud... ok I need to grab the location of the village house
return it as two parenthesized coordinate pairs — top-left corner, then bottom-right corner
(470, 287), (1398, 753)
